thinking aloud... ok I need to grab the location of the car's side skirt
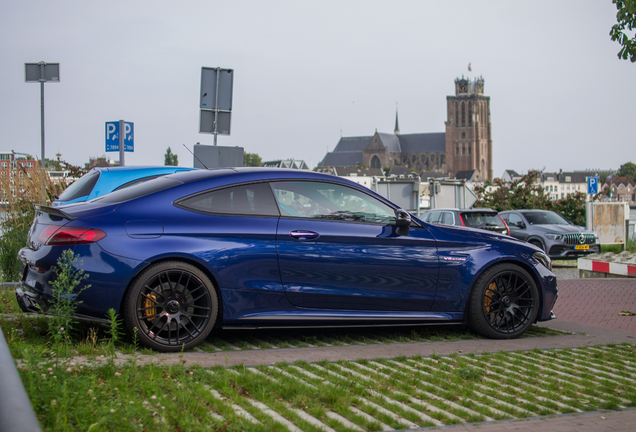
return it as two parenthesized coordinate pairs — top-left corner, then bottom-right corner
(222, 311), (464, 329)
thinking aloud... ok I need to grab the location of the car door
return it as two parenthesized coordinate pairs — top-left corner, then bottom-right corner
(271, 180), (439, 311)
(506, 212), (530, 241)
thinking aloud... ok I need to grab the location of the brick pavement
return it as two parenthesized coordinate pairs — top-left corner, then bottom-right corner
(553, 278), (636, 333)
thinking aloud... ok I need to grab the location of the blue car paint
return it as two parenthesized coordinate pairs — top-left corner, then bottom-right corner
(52, 166), (196, 206)
(18, 168), (557, 331)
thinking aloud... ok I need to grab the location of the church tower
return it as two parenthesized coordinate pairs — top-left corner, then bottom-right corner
(444, 76), (493, 181)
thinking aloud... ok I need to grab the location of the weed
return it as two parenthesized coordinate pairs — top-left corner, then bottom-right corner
(49, 249), (90, 357)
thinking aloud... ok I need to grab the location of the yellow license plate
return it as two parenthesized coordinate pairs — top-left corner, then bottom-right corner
(575, 245), (589, 250)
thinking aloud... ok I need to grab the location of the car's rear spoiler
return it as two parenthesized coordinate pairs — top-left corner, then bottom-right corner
(34, 204), (77, 221)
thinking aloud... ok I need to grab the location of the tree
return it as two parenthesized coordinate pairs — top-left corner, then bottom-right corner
(473, 170), (552, 212)
(243, 152), (262, 167)
(610, 0), (636, 62)
(164, 147), (178, 166)
(617, 161), (636, 180)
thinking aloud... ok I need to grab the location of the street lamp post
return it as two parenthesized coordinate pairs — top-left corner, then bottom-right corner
(25, 62), (60, 164)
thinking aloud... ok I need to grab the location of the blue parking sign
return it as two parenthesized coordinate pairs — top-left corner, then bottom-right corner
(105, 121), (134, 152)
(587, 176), (600, 194)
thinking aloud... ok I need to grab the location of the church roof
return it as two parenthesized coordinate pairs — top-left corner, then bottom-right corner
(399, 133), (446, 153)
(333, 136), (372, 152)
(377, 132), (401, 152)
(318, 131), (446, 168)
(319, 150), (363, 167)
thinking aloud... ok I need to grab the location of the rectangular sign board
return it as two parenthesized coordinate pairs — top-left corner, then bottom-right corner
(200, 68), (233, 110)
(25, 63), (60, 82)
(105, 121), (134, 152)
(587, 176), (600, 195)
(199, 111), (232, 135)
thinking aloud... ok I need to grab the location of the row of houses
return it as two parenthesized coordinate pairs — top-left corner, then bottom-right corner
(497, 169), (635, 203)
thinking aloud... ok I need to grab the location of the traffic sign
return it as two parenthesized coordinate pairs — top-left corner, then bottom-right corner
(105, 121), (134, 152)
(587, 176), (600, 194)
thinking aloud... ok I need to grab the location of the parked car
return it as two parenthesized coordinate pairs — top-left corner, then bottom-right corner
(52, 166), (196, 206)
(17, 168), (557, 351)
(420, 208), (510, 236)
(499, 209), (600, 259)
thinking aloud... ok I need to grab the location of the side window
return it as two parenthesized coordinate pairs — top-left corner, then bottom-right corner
(177, 182), (280, 216)
(508, 213), (523, 226)
(270, 181), (395, 224)
(441, 211), (456, 225)
(427, 211), (441, 223)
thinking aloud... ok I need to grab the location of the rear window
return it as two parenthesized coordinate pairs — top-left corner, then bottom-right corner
(177, 182), (280, 216)
(57, 169), (100, 201)
(93, 177), (182, 204)
(461, 212), (503, 227)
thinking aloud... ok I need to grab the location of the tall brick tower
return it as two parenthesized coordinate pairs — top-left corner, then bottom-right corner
(445, 77), (493, 181)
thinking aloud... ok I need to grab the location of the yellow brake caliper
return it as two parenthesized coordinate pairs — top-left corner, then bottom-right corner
(142, 293), (158, 321)
(484, 282), (496, 313)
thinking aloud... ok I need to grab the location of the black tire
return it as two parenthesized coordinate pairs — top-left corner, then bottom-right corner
(466, 264), (539, 339)
(123, 261), (218, 352)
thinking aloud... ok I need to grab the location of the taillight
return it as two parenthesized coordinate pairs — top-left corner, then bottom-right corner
(458, 214), (466, 227)
(38, 226), (106, 245)
(499, 215), (510, 236)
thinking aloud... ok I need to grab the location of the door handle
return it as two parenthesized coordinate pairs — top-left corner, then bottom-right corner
(289, 230), (320, 240)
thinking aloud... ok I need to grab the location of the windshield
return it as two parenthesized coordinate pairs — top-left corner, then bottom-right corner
(57, 169), (100, 201)
(521, 211), (569, 225)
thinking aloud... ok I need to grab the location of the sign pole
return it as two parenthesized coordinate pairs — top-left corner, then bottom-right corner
(214, 67), (220, 146)
(40, 79), (45, 163)
(119, 120), (125, 166)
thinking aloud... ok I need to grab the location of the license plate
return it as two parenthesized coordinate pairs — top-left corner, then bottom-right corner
(575, 245), (589, 250)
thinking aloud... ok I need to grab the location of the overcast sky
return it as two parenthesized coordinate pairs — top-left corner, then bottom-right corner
(1, 0), (633, 176)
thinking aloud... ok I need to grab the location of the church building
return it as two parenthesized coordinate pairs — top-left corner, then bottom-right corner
(318, 77), (493, 182)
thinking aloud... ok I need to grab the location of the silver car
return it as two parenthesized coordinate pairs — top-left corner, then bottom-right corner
(499, 209), (599, 259)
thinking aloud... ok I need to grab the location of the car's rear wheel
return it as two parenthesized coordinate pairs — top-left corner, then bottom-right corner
(467, 264), (539, 339)
(123, 261), (218, 352)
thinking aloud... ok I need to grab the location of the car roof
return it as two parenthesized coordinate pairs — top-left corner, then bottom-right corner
(425, 208), (496, 212)
(501, 209), (552, 213)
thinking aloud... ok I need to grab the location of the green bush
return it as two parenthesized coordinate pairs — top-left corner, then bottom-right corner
(0, 166), (65, 281)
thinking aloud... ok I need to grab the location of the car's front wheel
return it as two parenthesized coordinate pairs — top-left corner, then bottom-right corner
(123, 261), (218, 352)
(466, 264), (539, 339)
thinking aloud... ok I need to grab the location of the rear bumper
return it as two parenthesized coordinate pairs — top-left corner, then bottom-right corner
(15, 285), (48, 314)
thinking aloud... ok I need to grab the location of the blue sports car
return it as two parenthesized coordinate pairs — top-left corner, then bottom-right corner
(17, 168), (557, 351)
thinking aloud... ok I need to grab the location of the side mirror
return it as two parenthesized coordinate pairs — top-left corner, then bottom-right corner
(395, 209), (411, 235)
(516, 221), (526, 229)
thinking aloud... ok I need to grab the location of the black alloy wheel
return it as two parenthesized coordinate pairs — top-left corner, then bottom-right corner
(123, 261), (218, 352)
(467, 264), (539, 339)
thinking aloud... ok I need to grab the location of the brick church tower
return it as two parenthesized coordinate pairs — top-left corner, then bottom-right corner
(445, 77), (493, 181)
